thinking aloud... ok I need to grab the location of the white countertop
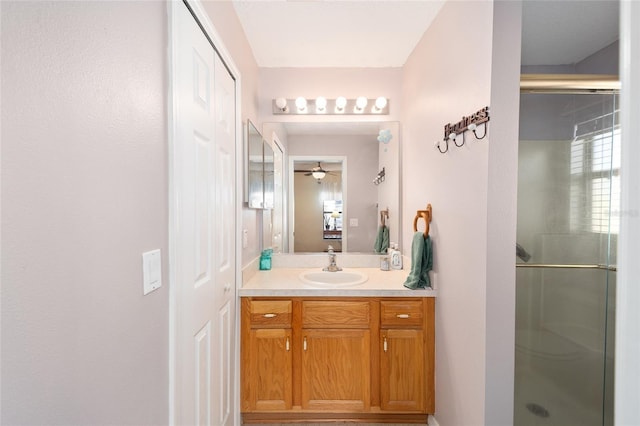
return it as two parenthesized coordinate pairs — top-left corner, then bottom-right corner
(240, 267), (437, 297)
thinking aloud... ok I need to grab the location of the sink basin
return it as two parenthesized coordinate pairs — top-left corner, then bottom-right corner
(299, 269), (368, 288)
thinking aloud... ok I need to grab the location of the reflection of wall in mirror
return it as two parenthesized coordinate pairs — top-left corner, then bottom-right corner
(294, 171), (343, 252)
(289, 133), (379, 252)
(262, 127), (287, 253)
(377, 122), (401, 250)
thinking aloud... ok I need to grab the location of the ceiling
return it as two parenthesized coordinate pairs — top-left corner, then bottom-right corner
(232, 0), (619, 69)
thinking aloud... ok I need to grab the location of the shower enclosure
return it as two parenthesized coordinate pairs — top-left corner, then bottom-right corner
(515, 77), (619, 426)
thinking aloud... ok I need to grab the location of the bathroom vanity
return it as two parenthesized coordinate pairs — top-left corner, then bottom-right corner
(239, 268), (436, 423)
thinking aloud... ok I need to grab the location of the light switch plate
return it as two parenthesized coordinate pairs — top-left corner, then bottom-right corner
(143, 249), (162, 295)
(242, 229), (249, 248)
(350, 218), (359, 227)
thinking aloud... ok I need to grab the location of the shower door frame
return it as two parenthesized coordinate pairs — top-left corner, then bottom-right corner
(515, 74), (620, 426)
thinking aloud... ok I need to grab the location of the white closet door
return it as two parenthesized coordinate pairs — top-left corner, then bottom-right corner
(172, 3), (236, 425)
(211, 53), (236, 426)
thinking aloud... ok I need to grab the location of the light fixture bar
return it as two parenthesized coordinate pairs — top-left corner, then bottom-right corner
(272, 98), (389, 115)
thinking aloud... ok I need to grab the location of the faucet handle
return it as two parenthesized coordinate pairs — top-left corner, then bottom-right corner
(327, 245), (334, 254)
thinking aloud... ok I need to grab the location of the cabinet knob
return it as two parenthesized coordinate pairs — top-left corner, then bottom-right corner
(286, 337), (290, 351)
(383, 337), (388, 352)
(303, 337), (307, 351)
(262, 313), (277, 318)
(396, 314), (410, 319)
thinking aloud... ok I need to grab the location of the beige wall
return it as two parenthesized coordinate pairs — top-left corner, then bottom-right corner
(293, 172), (343, 253)
(1, 2), (168, 424)
(401, 1), (521, 424)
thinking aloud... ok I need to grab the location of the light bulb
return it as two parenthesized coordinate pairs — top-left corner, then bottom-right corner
(315, 97), (327, 112)
(295, 97), (307, 111)
(356, 96), (368, 111)
(374, 97), (387, 110)
(335, 96), (347, 111)
(275, 97), (287, 111)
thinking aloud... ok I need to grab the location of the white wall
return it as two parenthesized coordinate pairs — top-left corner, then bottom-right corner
(402, 3), (493, 422)
(401, 1), (521, 424)
(484, 3), (522, 423)
(616, 1), (640, 424)
(1, 2), (168, 424)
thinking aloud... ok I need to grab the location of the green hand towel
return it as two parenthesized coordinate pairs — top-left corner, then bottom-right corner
(403, 232), (433, 289)
(374, 225), (390, 254)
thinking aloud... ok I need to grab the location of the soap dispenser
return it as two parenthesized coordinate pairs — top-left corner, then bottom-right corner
(259, 249), (272, 270)
(390, 243), (403, 270)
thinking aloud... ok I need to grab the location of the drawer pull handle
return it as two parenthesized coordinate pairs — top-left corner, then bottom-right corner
(263, 313), (277, 318)
(286, 337), (290, 351)
(303, 337), (307, 351)
(396, 314), (410, 319)
(383, 337), (388, 352)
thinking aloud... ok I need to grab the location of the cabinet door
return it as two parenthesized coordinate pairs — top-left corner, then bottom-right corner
(301, 329), (370, 411)
(248, 328), (292, 411)
(380, 328), (425, 412)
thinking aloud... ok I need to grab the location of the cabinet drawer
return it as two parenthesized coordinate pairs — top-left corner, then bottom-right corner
(302, 300), (370, 328)
(380, 300), (423, 327)
(250, 300), (292, 327)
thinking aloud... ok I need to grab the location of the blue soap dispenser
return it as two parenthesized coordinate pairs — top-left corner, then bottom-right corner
(259, 249), (272, 271)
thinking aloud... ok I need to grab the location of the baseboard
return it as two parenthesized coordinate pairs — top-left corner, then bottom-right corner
(428, 414), (440, 426)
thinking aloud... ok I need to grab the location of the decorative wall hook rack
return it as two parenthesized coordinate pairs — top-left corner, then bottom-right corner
(435, 106), (490, 154)
(413, 204), (432, 237)
(373, 167), (386, 185)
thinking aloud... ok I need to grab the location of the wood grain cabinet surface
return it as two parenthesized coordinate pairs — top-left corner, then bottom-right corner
(241, 296), (435, 424)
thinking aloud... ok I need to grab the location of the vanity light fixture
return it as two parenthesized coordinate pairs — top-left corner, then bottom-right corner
(295, 97), (307, 112)
(272, 96), (389, 115)
(315, 96), (327, 113)
(275, 97), (288, 113)
(355, 96), (368, 113)
(373, 96), (388, 112)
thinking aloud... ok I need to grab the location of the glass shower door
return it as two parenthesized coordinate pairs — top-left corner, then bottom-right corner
(514, 92), (618, 426)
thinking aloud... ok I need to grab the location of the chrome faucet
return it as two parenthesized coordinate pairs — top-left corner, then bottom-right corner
(323, 245), (342, 272)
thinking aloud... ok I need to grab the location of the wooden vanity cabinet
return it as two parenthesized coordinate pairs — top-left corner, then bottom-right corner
(379, 299), (435, 413)
(301, 300), (372, 411)
(241, 297), (434, 423)
(241, 299), (293, 411)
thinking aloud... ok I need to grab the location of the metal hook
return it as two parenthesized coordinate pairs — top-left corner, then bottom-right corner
(469, 122), (488, 140)
(452, 131), (465, 147)
(435, 138), (448, 154)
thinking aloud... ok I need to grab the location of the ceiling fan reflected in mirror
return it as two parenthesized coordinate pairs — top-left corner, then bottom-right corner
(294, 162), (335, 183)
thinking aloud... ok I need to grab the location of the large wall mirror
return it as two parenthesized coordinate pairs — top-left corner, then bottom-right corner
(263, 121), (401, 254)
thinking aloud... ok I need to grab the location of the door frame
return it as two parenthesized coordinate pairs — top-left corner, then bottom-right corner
(167, 0), (243, 423)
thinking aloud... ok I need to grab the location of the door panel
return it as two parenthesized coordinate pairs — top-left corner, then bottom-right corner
(301, 329), (370, 411)
(212, 54), (236, 426)
(249, 328), (293, 410)
(381, 328), (425, 412)
(173, 3), (236, 425)
(195, 322), (212, 425)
